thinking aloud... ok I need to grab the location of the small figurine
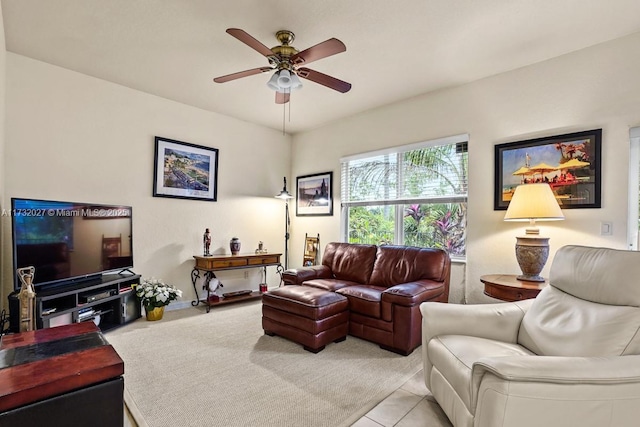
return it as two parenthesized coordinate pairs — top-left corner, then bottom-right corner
(203, 228), (212, 256)
(255, 241), (268, 254)
(17, 266), (36, 332)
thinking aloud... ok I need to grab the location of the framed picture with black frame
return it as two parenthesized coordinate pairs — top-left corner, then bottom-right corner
(494, 129), (602, 210)
(153, 136), (219, 202)
(296, 172), (333, 216)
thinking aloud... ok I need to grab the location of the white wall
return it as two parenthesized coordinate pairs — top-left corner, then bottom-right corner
(0, 5), (7, 309)
(1, 53), (291, 309)
(291, 31), (640, 303)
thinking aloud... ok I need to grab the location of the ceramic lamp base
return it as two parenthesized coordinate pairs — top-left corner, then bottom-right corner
(514, 236), (549, 282)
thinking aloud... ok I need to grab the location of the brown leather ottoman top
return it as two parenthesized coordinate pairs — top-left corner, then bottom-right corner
(262, 286), (348, 320)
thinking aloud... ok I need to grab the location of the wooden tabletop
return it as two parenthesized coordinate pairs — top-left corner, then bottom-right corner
(0, 322), (124, 412)
(481, 274), (548, 302)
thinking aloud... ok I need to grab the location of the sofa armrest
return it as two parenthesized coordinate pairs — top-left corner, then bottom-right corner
(382, 281), (445, 306)
(471, 355), (640, 411)
(282, 265), (332, 285)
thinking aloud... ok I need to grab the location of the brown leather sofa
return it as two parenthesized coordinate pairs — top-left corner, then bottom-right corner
(282, 242), (450, 355)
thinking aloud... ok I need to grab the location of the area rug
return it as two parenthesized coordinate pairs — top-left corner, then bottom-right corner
(106, 300), (422, 427)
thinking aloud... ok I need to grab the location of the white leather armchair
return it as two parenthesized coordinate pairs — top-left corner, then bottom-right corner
(421, 245), (640, 427)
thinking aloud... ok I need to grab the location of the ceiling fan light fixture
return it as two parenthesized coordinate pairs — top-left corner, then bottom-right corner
(277, 69), (292, 88)
(267, 72), (280, 91)
(290, 72), (303, 90)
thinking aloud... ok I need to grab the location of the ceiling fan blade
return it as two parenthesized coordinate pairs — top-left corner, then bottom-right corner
(291, 38), (346, 65)
(297, 68), (351, 93)
(213, 67), (272, 83)
(275, 91), (290, 104)
(226, 28), (274, 57)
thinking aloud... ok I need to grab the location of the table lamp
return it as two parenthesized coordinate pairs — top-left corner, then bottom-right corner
(504, 183), (564, 282)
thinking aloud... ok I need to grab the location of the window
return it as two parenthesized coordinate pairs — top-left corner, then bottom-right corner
(341, 134), (468, 258)
(629, 127), (640, 250)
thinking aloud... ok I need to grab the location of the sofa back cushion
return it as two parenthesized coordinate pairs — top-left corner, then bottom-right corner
(322, 242), (378, 284)
(368, 245), (450, 287)
(518, 245), (640, 356)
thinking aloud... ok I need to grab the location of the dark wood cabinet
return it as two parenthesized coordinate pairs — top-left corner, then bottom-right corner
(0, 322), (124, 427)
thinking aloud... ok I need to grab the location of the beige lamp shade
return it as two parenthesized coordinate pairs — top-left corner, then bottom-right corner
(504, 183), (564, 282)
(504, 183), (564, 223)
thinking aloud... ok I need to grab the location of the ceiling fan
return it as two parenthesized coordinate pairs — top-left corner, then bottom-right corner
(213, 28), (351, 104)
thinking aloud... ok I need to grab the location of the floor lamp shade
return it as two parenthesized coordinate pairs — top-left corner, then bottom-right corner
(504, 183), (564, 282)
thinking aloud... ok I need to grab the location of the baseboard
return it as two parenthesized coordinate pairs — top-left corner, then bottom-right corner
(165, 300), (193, 311)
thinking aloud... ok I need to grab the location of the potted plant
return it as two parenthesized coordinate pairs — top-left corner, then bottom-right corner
(135, 278), (183, 321)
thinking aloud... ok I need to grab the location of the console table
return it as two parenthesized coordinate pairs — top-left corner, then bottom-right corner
(191, 252), (282, 313)
(0, 322), (124, 426)
(481, 274), (548, 302)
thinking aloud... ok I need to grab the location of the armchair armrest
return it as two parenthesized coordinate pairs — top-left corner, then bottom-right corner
(282, 265), (332, 285)
(421, 300), (533, 346)
(471, 355), (640, 410)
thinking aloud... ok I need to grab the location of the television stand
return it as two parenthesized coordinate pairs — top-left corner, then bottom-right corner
(34, 274), (141, 331)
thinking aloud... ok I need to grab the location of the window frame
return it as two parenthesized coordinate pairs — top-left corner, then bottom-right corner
(340, 134), (469, 259)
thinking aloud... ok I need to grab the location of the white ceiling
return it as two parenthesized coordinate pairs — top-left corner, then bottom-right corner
(3, 0), (640, 134)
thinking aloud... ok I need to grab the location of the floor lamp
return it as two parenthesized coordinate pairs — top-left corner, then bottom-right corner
(275, 177), (294, 270)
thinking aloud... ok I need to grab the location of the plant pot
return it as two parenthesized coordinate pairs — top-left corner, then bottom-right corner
(145, 306), (165, 321)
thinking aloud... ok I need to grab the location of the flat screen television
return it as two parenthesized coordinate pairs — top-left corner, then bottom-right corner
(11, 197), (134, 290)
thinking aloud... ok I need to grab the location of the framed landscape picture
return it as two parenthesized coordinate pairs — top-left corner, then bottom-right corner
(153, 136), (219, 201)
(494, 129), (602, 210)
(296, 172), (333, 216)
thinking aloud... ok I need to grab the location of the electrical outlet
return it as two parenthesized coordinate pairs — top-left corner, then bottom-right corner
(244, 271), (249, 279)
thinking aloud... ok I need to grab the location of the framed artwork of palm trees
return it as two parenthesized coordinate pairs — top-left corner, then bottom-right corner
(494, 129), (601, 210)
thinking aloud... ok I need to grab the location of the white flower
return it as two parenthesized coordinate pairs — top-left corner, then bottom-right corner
(136, 278), (181, 309)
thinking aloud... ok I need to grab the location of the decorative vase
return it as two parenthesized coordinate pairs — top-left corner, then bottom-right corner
(230, 237), (241, 255)
(145, 306), (165, 321)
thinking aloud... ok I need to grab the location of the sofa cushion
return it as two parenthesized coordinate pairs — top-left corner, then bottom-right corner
(369, 245), (449, 287)
(518, 286), (640, 356)
(549, 245), (640, 307)
(322, 242), (378, 284)
(519, 245), (640, 357)
(302, 279), (362, 292)
(428, 335), (534, 412)
(337, 285), (386, 319)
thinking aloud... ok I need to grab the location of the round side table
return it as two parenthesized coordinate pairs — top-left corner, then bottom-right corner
(481, 274), (548, 302)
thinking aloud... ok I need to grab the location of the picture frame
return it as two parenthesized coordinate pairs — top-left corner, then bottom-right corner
(296, 172), (333, 216)
(494, 129), (602, 210)
(153, 136), (219, 202)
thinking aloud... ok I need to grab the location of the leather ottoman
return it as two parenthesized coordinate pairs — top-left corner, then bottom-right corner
(262, 286), (349, 353)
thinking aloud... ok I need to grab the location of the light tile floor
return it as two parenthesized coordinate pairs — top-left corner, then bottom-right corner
(351, 370), (452, 427)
